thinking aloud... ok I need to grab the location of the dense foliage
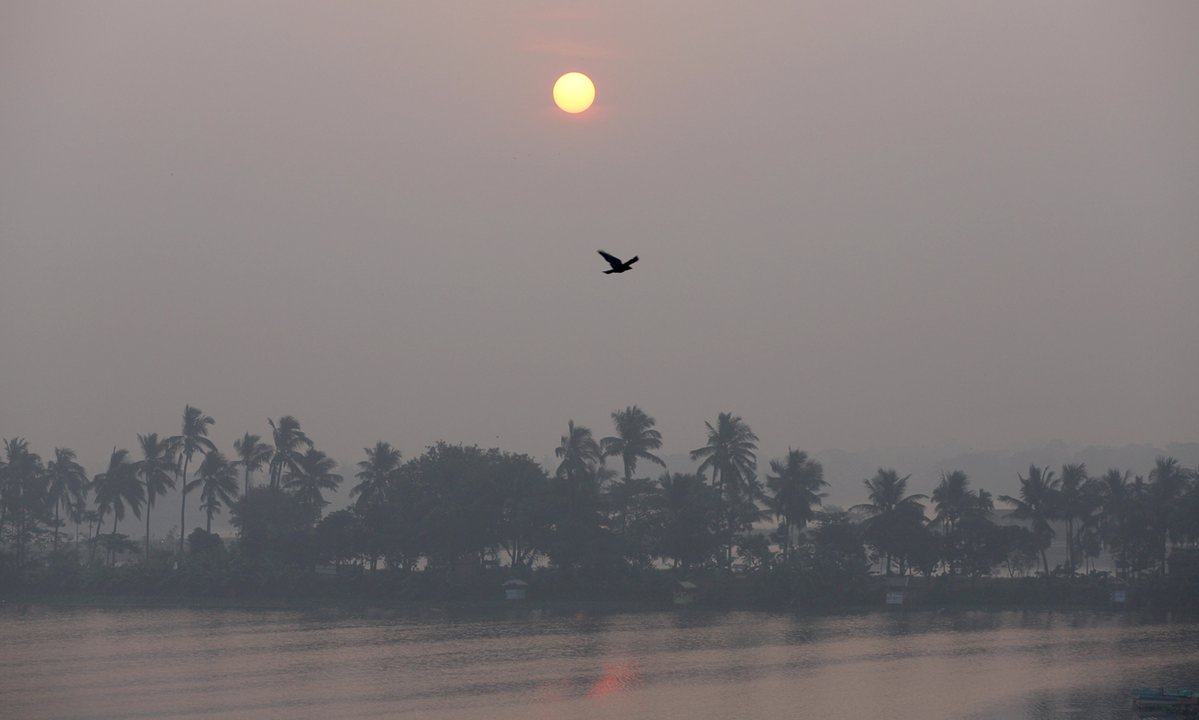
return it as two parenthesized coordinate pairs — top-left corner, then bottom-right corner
(2, 406), (1198, 607)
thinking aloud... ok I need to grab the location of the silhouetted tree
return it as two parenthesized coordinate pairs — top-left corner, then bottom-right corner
(1058, 463), (1089, 573)
(691, 413), (760, 567)
(601, 406), (666, 482)
(93, 447), (144, 566)
(1148, 456), (1189, 576)
(193, 450), (238, 533)
(267, 416), (312, 489)
(653, 473), (721, 570)
(135, 433), (176, 561)
(284, 448), (342, 518)
(1, 438), (46, 571)
(233, 433), (272, 498)
(765, 449), (826, 559)
(351, 441), (402, 511)
(852, 468), (926, 575)
(999, 465), (1059, 575)
(168, 405), (216, 556)
(45, 447), (87, 552)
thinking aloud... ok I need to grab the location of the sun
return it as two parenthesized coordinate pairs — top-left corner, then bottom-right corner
(553, 72), (595, 114)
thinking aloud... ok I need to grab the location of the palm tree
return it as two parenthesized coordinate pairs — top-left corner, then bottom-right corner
(690, 413), (760, 568)
(690, 412), (758, 498)
(765, 449), (827, 559)
(1058, 463), (1089, 573)
(168, 405), (216, 555)
(1149, 456), (1189, 575)
(134, 433), (176, 561)
(931, 470), (972, 537)
(555, 420), (602, 480)
(999, 464), (1059, 575)
(268, 416), (313, 489)
(1096, 468), (1131, 574)
(45, 447), (88, 552)
(1, 438), (45, 570)
(232, 433), (272, 498)
(92, 447), (144, 566)
(192, 450), (239, 533)
(852, 468), (926, 575)
(555, 421), (603, 512)
(931, 470), (996, 575)
(351, 441), (402, 511)
(284, 448), (342, 517)
(601, 406), (666, 482)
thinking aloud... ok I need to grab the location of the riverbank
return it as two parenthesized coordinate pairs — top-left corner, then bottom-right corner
(5, 575), (1195, 617)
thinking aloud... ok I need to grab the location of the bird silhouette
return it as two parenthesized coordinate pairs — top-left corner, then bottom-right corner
(597, 250), (639, 274)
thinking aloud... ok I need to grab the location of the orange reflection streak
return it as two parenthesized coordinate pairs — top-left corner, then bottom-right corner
(587, 662), (637, 698)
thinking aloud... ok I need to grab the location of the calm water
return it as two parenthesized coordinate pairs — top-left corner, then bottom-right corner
(2, 605), (1196, 720)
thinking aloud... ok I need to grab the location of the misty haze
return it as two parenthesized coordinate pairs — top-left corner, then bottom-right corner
(2, 3), (1198, 720)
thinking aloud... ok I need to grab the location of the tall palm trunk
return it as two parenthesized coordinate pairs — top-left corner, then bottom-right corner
(241, 466), (251, 539)
(53, 502), (61, 552)
(145, 498), (152, 562)
(109, 514), (118, 566)
(89, 513), (100, 563)
(1065, 517), (1074, 573)
(178, 454), (191, 556)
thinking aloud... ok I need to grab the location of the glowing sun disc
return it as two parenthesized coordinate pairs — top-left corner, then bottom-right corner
(553, 72), (595, 114)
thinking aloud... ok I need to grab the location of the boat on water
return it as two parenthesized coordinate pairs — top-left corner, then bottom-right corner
(1134, 688), (1199, 713)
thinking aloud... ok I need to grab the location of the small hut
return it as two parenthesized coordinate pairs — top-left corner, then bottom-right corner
(502, 578), (529, 601)
(673, 580), (698, 606)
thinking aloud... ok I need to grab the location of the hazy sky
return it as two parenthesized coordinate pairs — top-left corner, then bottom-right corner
(3, 1), (1197, 477)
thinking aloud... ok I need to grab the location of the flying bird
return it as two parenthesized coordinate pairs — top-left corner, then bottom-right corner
(597, 250), (639, 274)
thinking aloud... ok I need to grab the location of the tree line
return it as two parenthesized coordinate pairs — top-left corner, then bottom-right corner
(2, 405), (1197, 597)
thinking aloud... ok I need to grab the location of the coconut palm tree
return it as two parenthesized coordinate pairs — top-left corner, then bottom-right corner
(134, 433), (176, 561)
(690, 412), (758, 498)
(192, 450), (239, 533)
(68, 476), (92, 547)
(999, 464), (1059, 576)
(931, 470), (972, 536)
(931, 470), (997, 575)
(268, 416), (312, 489)
(1096, 468), (1131, 573)
(555, 421), (603, 512)
(92, 447), (144, 566)
(600, 406), (666, 482)
(45, 447), (88, 552)
(284, 448), (342, 517)
(1148, 456), (1189, 575)
(852, 468), (926, 575)
(168, 405), (216, 555)
(1, 438), (45, 570)
(765, 449), (827, 559)
(555, 420), (602, 480)
(351, 441), (402, 511)
(690, 413), (760, 568)
(232, 433), (272, 498)
(1058, 463), (1089, 573)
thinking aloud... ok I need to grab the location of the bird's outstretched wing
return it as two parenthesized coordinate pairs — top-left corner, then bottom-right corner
(597, 250), (623, 269)
(625, 256), (639, 266)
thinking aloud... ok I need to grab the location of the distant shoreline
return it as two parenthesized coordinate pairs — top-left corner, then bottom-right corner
(3, 588), (1187, 618)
